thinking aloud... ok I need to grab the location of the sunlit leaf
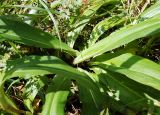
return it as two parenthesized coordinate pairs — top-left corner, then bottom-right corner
(41, 75), (70, 115)
(92, 68), (147, 111)
(88, 16), (125, 46)
(91, 53), (160, 91)
(2, 56), (104, 114)
(0, 17), (77, 56)
(74, 17), (160, 64)
(140, 0), (160, 20)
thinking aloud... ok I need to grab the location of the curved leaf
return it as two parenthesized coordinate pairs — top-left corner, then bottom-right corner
(94, 69), (147, 111)
(3, 56), (94, 88)
(2, 56), (104, 114)
(91, 53), (160, 91)
(0, 17), (77, 56)
(74, 17), (160, 64)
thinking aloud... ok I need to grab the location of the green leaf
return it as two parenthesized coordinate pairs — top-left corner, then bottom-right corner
(140, 0), (160, 20)
(78, 84), (103, 115)
(91, 53), (160, 91)
(23, 77), (45, 113)
(41, 75), (70, 115)
(3, 56), (86, 83)
(2, 56), (103, 114)
(93, 67), (160, 101)
(67, 0), (120, 47)
(93, 69), (147, 111)
(0, 84), (22, 115)
(0, 73), (31, 114)
(74, 17), (160, 64)
(77, 69), (107, 114)
(3, 56), (94, 89)
(0, 17), (77, 56)
(0, 73), (18, 114)
(88, 16), (125, 46)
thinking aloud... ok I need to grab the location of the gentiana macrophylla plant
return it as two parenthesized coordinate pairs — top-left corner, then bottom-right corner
(0, 0), (160, 114)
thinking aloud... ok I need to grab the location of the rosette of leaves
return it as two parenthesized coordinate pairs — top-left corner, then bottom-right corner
(0, 0), (160, 115)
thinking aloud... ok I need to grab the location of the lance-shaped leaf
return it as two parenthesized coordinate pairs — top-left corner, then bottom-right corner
(88, 16), (125, 46)
(41, 75), (70, 115)
(67, 0), (120, 47)
(3, 56), (96, 90)
(91, 53), (160, 91)
(74, 17), (160, 64)
(140, 0), (160, 20)
(85, 68), (139, 114)
(93, 69), (147, 111)
(2, 56), (104, 114)
(0, 17), (77, 56)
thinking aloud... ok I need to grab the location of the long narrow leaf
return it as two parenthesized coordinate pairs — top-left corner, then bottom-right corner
(2, 56), (104, 114)
(0, 17), (77, 56)
(91, 53), (160, 91)
(88, 16), (125, 46)
(74, 17), (160, 64)
(41, 75), (70, 115)
(77, 69), (107, 114)
(97, 70), (147, 111)
(140, 0), (160, 20)
(3, 56), (94, 88)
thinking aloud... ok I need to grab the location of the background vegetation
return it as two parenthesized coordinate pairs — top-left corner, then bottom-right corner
(0, 0), (160, 114)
